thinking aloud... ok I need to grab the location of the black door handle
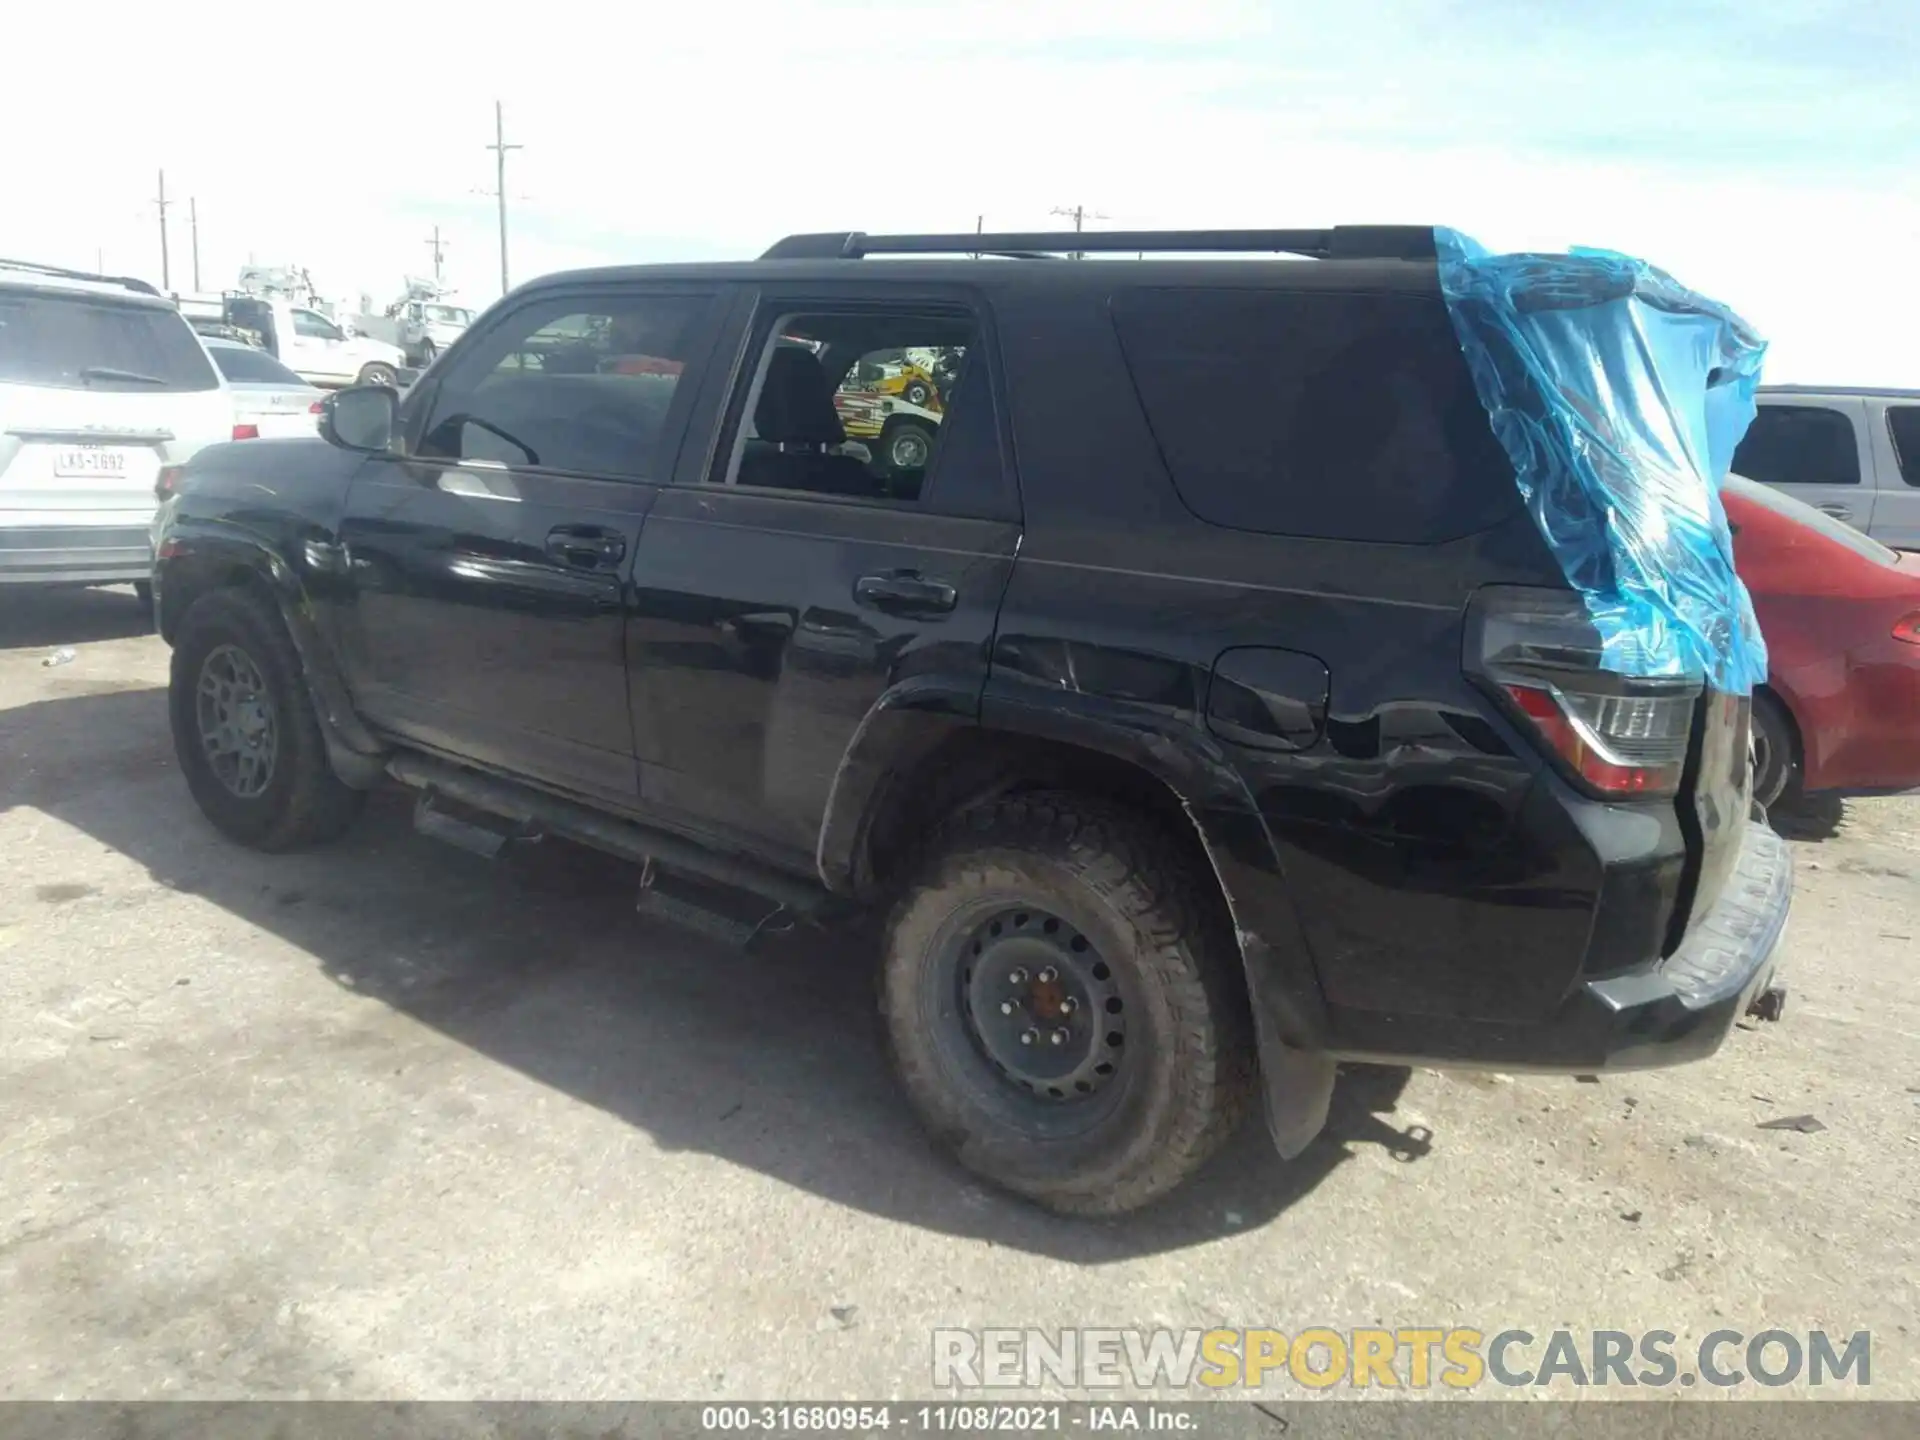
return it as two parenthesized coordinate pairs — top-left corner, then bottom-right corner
(546, 525), (627, 569)
(855, 569), (957, 616)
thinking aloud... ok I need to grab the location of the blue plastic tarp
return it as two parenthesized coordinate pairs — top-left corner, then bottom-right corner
(1434, 227), (1769, 695)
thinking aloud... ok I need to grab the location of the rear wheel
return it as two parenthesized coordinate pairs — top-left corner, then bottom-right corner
(169, 587), (365, 851)
(883, 420), (935, 473)
(133, 580), (153, 612)
(882, 793), (1255, 1214)
(356, 362), (399, 389)
(1751, 690), (1800, 810)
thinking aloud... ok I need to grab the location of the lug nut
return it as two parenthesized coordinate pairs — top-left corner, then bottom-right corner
(1050, 1028), (1069, 1046)
(999, 1001), (1015, 1016)
(1037, 966), (1058, 983)
(1008, 968), (1029, 985)
(1059, 997), (1077, 1015)
(1020, 1029), (1038, 1046)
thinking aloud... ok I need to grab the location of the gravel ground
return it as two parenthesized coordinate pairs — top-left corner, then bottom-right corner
(1, 586), (1915, 1405)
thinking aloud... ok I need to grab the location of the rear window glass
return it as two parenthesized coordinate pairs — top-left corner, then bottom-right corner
(1731, 404), (1859, 486)
(210, 344), (304, 386)
(1887, 405), (1920, 487)
(1109, 287), (1520, 543)
(0, 290), (219, 393)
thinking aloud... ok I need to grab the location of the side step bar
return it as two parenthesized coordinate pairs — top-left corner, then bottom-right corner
(387, 753), (832, 919)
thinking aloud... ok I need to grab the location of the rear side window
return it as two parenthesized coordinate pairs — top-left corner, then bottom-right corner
(1732, 404), (1859, 486)
(1109, 287), (1519, 543)
(1888, 405), (1920, 486)
(210, 345), (305, 385)
(0, 290), (219, 392)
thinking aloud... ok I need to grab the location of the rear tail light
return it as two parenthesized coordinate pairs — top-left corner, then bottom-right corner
(1467, 587), (1701, 799)
(232, 422), (260, 440)
(309, 400), (325, 414)
(154, 465), (184, 500)
(1893, 611), (1920, 645)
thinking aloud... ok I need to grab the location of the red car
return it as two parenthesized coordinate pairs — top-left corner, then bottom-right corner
(1722, 473), (1920, 805)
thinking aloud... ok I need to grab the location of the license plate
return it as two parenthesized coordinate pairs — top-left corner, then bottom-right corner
(53, 447), (133, 477)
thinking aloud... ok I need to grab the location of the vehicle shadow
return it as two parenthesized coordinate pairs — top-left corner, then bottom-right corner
(0, 585), (152, 650)
(1770, 793), (1845, 842)
(1, 683), (1429, 1262)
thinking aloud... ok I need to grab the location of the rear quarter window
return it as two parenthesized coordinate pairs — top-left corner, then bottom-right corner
(0, 289), (219, 392)
(1109, 286), (1520, 543)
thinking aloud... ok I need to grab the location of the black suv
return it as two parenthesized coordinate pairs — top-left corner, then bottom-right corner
(152, 226), (1791, 1214)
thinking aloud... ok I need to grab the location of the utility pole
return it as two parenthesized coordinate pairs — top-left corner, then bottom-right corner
(190, 197), (201, 291)
(1051, 204), (1108, 259)
(486, 101), (522, 295)
(154, 170), (173, 291)
(425, 224), (447, 283)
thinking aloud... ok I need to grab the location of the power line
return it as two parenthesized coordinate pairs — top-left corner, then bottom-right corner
(154, 170), (172, 290)
(485, 101), (522, 295)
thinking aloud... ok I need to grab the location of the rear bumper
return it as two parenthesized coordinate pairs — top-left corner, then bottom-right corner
(0, 526), (153, 584)
(1329, 820), (1792, 1072)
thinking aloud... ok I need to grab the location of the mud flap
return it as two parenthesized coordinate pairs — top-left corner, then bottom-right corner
(1251, 1001), (1336, 1159)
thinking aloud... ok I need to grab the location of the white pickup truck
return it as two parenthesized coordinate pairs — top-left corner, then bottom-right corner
(354, 292), (474, 368)
(218, 295), (407, 390)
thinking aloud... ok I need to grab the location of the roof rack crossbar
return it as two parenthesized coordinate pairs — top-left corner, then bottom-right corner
(759, 226), (1437, 262)
(0, 257), (162, 297)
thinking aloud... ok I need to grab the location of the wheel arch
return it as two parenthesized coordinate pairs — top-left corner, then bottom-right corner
(157, 531), (387, 788)
(820, 686), (1337, 1157)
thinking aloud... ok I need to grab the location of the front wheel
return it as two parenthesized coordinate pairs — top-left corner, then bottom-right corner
(883, 421), (935, 473)
(356, 362), (399, 389)
(169, 587), (365, 851)
(882, 793), (1255, 1214)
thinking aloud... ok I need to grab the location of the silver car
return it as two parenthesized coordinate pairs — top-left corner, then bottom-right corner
(202, 337), (326, 438)
(1735, 385), (1920, 550)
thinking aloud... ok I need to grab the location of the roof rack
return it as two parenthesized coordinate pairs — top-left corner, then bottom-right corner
(759, 226), (1438, 262)
(0, 257), (162, 297)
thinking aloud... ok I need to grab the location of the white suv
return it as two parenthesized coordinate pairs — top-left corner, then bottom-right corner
(1, 261), (235, 595)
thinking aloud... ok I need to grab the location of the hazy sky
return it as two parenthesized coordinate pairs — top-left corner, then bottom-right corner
(4, 0), (1913, 382)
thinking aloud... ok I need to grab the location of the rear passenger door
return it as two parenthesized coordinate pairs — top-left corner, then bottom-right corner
(1874, 401), (1920, 550)
(337, 286), (721, 801)
(1732, 399), (1876, 535)
(625, 287), (1019, 867)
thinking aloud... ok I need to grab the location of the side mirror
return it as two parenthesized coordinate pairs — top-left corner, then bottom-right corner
(320, 385), (398, 453)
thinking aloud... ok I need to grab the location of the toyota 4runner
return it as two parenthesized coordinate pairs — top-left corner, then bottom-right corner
(151, 226), (1792, 1215)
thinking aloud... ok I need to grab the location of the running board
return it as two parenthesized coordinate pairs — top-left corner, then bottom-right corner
(387, 752), (832, 919)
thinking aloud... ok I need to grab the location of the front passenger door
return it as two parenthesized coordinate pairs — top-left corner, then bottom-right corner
(337, 287), (720, 801)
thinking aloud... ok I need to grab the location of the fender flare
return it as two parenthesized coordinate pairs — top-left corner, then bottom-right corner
(158, 526), (388, 789)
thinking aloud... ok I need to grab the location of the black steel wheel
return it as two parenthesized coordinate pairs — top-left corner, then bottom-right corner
(883, 792), (1255, 1214)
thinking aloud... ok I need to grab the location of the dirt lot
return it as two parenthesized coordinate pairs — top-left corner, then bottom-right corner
(2, 586), (1916, 1402)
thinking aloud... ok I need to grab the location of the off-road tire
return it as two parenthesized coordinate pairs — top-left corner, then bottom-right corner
(882, 792), (1255, 1214)
(169, 587), (365, 851)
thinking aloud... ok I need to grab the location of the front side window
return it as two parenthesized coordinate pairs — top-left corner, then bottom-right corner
(415, 292), (706, 478)
(1887, 405), (1920, 487)
(292, 308), (343, 341)
(1731, 404), (1860, 486)
(719, 310), (975, 504)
